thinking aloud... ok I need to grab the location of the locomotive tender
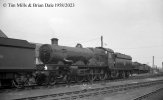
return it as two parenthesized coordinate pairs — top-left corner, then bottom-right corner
(0, 37), (150, 88)
(132, 62), (151, 74)
(0, 37), (35, 88)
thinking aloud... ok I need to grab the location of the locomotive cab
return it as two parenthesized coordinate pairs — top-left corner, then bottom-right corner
(96, 47), (114, 67)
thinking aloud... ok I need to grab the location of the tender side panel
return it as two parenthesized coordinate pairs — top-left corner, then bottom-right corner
(115, 58), (132, 70)
(114, 53), (132, 70)
(0, 46), (35, 70)
(0, 38), (35, 70)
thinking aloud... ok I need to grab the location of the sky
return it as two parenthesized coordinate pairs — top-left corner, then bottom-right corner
(0, 0), (163, 68)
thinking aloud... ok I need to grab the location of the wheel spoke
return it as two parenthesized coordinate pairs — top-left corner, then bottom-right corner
(12, 79), (24, 88)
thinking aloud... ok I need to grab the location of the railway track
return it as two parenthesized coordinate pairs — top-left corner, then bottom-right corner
(133, 87), (163, 100)
(12, 78), (163, 100)
(0, 73), (162, 94)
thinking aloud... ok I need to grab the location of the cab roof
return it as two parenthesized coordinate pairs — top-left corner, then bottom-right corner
(115, 52), (132, 60)
(96, 47), (114, 53)
(0, 37), (35, 49)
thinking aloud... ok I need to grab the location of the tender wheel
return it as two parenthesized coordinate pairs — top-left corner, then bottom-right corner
(12, 73), (29, 88)
(12, 76), (24, 88)
(12, 80), (24, 88)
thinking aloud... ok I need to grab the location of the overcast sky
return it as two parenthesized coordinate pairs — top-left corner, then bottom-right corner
(0, 0), (163, 68)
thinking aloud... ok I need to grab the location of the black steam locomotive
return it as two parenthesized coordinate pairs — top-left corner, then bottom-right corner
(0, 37), (150, 88)
(38, 38), (133, 84)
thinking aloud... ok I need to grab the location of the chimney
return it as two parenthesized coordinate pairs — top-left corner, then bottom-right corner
(76, 43), (83, 48)
(51, 38), (58, 45)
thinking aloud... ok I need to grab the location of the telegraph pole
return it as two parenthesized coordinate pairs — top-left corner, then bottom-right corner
(101, 36), (103, 47)
(162, 62), (163, 70)
(152, 56), (154, 68)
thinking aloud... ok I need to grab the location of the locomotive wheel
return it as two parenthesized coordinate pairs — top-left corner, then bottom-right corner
(95, 69), (101, 81)
(73, 76), (78, 83)
(107, 72), (111, 80)
(88, 69), (97, 82)
(125, 72), (130, 78)
(121, 72), (126, 79)
(49, 77), (57, 86)
(99, 70), (107, 81)
(35, 73), (47, 85)
(62, 74), (71, 84)
(48, 73), (57, 86)
(77, 76), (85, 83)
(69, 75), (77, 83)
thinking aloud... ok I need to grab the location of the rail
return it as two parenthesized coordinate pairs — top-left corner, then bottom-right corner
(133, 87), (163, 100)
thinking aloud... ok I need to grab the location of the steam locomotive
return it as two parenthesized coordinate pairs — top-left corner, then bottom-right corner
(0, 37), (150, 88)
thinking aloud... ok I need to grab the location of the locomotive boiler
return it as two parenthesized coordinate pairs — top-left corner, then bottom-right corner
(39, 38), (115, 67)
